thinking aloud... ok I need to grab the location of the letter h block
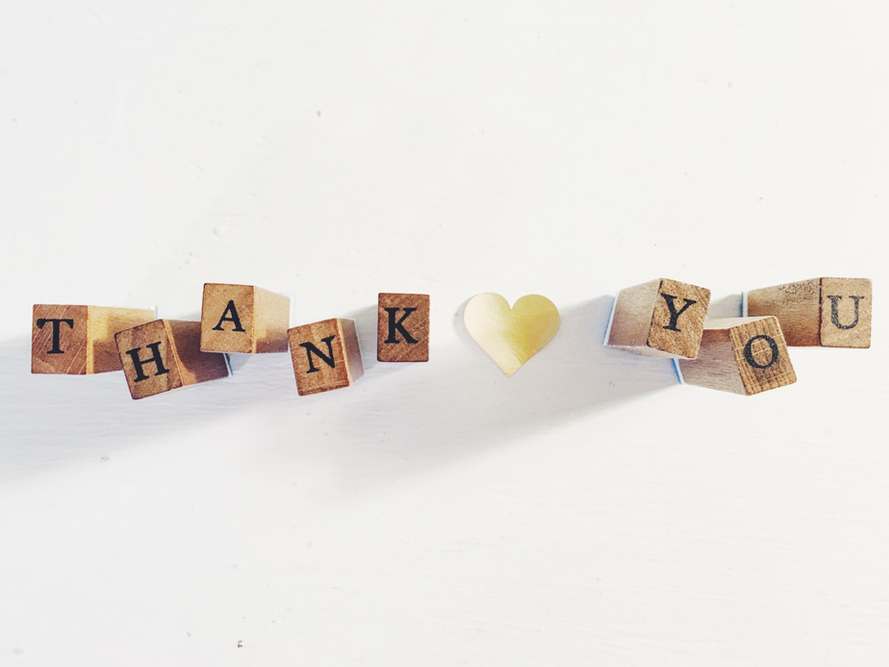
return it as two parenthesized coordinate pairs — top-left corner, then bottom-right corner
(201, 283), (291, 353)
(32, 304), (155, 374)
(288, 318), (364, 395)
(746, 277), (872, 348)
(677, 316), (797, 395)
(377, 293), (430, 362)
(606, 278), (711, 359)
(115, 320), (230, 399)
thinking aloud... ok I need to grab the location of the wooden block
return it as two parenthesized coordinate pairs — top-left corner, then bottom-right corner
(200, 283), (290, 353)
(32, 304), (155, 374)
(606, 278), (711, 359)
(377, 293), (430, 362)
(678, 316), (797, 395)
(746, 277), (872, 348)
(115, 320), (230, 399)
(288, 318), (364, 396)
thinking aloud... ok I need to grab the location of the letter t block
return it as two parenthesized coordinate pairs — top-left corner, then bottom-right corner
(606, 278), (711, 359)
(32, 304), (156, 374)
(377, 292), (430, 362)
(288, 318), (364, 396)
(115, 320), (230, 399)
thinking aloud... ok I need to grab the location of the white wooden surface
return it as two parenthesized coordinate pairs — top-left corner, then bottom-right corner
(1, 2), (887, 664)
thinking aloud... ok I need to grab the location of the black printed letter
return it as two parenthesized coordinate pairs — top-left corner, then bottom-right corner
(660, 293), (697, 332)
(36, 318), (75, 354)
(299, 336), (336, 373)
(384, 307), (419, 344)
(827, 295), (863, 330)
(743, 334), (779, 369)
(125, 342), (170, 382)
(212, 300), (246, 332)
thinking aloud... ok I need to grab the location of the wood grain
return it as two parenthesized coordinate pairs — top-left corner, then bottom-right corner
(32, 304), (154, 374)
(200, 283), (290, 353)
(678, 316), (797, 395)
(607, 278), (711, 359)
(746, 277), (872, 348)
(115, 319), (229, 399)
(288, 318), (364, 395)
(377, 293), (430, 362)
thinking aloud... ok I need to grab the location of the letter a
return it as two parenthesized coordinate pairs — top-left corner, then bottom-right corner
(212, 300), (246, 332)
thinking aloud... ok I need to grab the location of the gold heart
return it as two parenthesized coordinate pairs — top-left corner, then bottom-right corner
(464, 293), (561, 376)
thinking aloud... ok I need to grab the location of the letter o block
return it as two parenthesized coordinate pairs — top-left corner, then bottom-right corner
(606, 278), (711, 359)
(678, 316), (797, 395)
(746, 277), (872, 348)
(115, 320), (230, 399)
(288, 318), (364, 396)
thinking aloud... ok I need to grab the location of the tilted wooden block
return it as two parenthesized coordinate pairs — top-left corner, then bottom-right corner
(200, 283), (290, 353)
(115, 320), (230, 399)
(288, 318), (364, 395)
(678, 316), (797, 395)
(606, 278), (711, 359)
(377, 292), (430, 362)
(32, 304), (155, 374)
(746, 277), (872, 348)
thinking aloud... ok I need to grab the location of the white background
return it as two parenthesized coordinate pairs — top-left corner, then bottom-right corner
(1, 2), (887, 664)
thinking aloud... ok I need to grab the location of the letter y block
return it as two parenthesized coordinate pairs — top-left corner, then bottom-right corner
(606, 278), (711, 359)
(115, 320), (230, 399)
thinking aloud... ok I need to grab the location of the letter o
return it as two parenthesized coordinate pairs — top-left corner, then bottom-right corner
(743, 334), (779, 369)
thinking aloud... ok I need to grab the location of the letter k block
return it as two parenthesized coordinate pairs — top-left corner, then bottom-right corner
(288, 318), (364, 396)
(377, 293), (430, 362)
(606, 278), (711, 359)
(115, 320), (230, 399)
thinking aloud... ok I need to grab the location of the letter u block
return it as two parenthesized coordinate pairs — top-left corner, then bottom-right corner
(606, 278), (711, 359)
(32, 304), (155, 374)
(115, 320), (230, 399)
(200, 283), (291, 353)
(377, 292), (430, 362)
(746, 277), (872, 348)
(288, 318), (364, 396)
(677, 316), (797, 395)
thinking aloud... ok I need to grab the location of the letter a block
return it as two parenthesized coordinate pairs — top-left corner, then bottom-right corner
(115, 320), (230, 399)
(606, 278), (711, 359)
(200, 283), (291, 353)
(288, 318), (364, 396)
(678, 317), (797, 395)
(32, 304), (155, 374)
(377, 293), (430, 362)
(746, 277), (872, 348)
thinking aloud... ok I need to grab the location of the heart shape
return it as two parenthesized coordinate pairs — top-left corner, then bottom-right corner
(464, 293), (561, 376)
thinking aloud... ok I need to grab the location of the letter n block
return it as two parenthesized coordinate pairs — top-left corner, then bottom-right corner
(32, 304), (155, 374)
(200, 283), (291, 353)
(377, 293), (430, 362)
(606, 278), (711, 359)
(678, 317), (797, 395)
(288, 318), (364, 396)
(115, 320), (230, 399)
(746, 277), (872, 348)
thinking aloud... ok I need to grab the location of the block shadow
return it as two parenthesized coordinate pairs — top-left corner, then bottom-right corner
(0, 296), (679, 487)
